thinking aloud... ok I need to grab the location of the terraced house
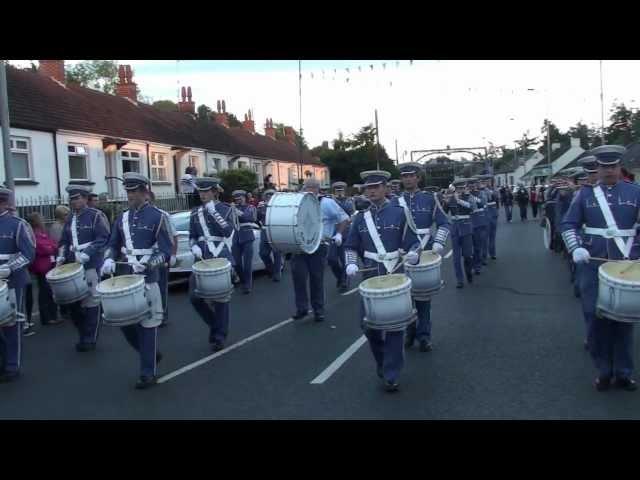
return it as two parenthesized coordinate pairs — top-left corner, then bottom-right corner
(0, 60), (330, 202)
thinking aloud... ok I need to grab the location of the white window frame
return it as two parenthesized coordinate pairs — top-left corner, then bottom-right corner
(238, 160), (248, 170)
(67, 143), (90, 181)
(120, 149), (142, 174)
(151, 151), (168, 182)
(188, 155), (198, 169)
(211, 157), (221, 172)
(9, 137), (33, 180)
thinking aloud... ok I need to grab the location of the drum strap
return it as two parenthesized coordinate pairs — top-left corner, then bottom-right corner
(121, 211), (154, 265)
(197, 208), (232, 258)
(363, 211), (399, 273)
(70, 214), (92, 260)
(592, 186), (635, 259)
(398, 196), (430, 250)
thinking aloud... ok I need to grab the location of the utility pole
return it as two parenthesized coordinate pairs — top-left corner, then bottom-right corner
(374, 109), (380, 170)
(0, 60), (13, 190)
(395, 139), (399, 166)
(546, 119), (552, 166)
(600, 60), (605, 143)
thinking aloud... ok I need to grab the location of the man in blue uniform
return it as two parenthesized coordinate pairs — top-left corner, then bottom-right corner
(327, 181), (354, 293)
(100, 173), (172, 389)
(189, 176), (235, 352)
(392, 162), (449, 352)
(443, 179), (476, 288)
(231, 190), (258, 295)
(0, 187), (35, 383)
(468, 178), (488, 274)
(480, 175), (500, 261)
(561, 145), (640, 392)
(57, 184), (110, 352)
(257, 189), (283, 282)
(388, 179), (401, 199)
(345, 170), (421, 392)
(291, 178), (349, 322)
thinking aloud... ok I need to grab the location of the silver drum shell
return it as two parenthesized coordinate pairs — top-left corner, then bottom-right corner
(404, 255), (442, 296)
(265, 192), (322, 255)
(597, 266), (640, 323)
(97, 275), (149, 326)
(0, 280), (13, 326)
(46, 263), (89, 305)
(193, 259), (233, 301)
(359, 275), (414, 330)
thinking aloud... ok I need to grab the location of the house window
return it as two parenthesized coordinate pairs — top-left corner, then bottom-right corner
(121, 150), (141, 174)
(188, 155), (198, 169)
(151, 152), (168, 182)
(288, 166), (299, 186)
(68, 144), (89, 180)
(509, 176), (514, 185)
(238, 161), (248, 169)
(10, 137), (32, 180)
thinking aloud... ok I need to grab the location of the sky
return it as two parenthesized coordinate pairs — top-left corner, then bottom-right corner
(10, 60), (640, 162)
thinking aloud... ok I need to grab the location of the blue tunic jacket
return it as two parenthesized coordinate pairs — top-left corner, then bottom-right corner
(59, 207), (110, 270)
(0, 211), (35, 289)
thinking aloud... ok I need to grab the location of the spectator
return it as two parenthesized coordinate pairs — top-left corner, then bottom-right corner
(26, 212), (61, 330)
(515, 184), (529, 221)
(47, 205), (71, 320)
(530, 186), (539, 219)
(180, 166), (200, 209)
(87, 193), (99, 209)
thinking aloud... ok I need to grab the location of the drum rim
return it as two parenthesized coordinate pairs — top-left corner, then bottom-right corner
(359, 274), (412, 295)
(596, 307), (640, 323)
(193, 258), (231, 273)
(404, 257), (442, 270)
(363, 309), (418, 331)
(46, 262), (84, 281)
(96, 274), (146, 294)
(266, 192), (322, 254)
(598, 264), (640, 287)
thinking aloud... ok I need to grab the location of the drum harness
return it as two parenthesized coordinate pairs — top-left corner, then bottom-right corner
(121, 211), (158, 267)
(70, 212), (93, 262)
(362, 210), (401, 274)
(398, 195), (431, 250)
(197, 205), (234, 258)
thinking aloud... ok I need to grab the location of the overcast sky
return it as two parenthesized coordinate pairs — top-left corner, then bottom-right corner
(10, 60), (640, 162)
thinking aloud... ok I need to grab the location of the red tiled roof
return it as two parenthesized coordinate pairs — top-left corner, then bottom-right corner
(6, 66), (321, 166)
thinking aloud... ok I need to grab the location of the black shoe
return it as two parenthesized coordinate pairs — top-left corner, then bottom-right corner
(491, 256), (496, 260)
(242, 288), (251, 295)
(314, 314), (325, 323)
(135, 376), (158, 390)
(594, 376), (611, 392)
(614, 377), (638, 392)
(211, 341), (225, 352)
(405, 329), (416, 348)
(466, 271), (473, 283)
(292, 311), (308, 320)
(0, 371), (20, 383)
(383, 380), (399, 393)
(419, 340), (433, 352)
(475, 270), (481, 275)
(272, 277), (281, 283)
(482, 261), (488, 266)
(338, 284), (348, 294)
(456, 282), (464, 289)
(75, 342), (96, 353)
(156, 352), (163, 364)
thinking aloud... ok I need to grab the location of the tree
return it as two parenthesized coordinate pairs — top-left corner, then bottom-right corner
(567, 122), (598, 150)
(66, 60), (119, 95)
(218, 168), (258, 202)
(152, 100), (178, 112)
(538, 120), (568, 155)
(227, 113), (242, 128)
(605, 103), (635, 146)
(274, 123), (308, 149)
(197, 104), (212, 122)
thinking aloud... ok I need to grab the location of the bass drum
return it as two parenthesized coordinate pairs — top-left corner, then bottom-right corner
(265, 192), (322, 254)
(543, 217), (552, 250)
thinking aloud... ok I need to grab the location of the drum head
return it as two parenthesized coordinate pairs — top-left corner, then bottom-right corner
(97, 274), (144, 293)
(47, 262), (83, 280)
(601, 261), (640, 281)
(194, 258), (230, 271)
(543, 218), (551, 250)
(297, 193), (322, 254)
(419, 251), (441, 265)
(361, 274), (409, 290)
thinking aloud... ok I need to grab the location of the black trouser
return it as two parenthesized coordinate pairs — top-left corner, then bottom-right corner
(26, 275), (58, 325)
(518, 203), (528, 221)
(531, 202), (538, 218)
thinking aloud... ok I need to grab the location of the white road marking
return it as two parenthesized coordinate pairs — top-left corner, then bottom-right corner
(158, 317), (294, 384)
(310, 335), (367, 384)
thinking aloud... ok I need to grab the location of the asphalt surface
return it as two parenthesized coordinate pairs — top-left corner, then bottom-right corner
(3, 213), (640, 419)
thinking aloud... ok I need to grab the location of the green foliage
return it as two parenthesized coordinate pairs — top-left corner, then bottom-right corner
(197, 104), (212, 122)
(227, 113), (242, 128)
(274, 123), (308, 149)
(606, 103), (636, 146)
(152, 100), (178, 112)
(218, 168), (258, 201)
(66, 60), (119, 95)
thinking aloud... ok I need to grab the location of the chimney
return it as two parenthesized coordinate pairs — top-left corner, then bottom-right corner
(115, 65), (137, 102)
(178, 86), (196, 114)
(264, 118), (276, 140)
(242, 110), (255, 133)
(213, 99), (229, 127)
(38, 60), (65, 84)
(284, 126), (296, 145)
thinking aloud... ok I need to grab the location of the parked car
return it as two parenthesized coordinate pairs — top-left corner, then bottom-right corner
(169, 211), (265, 275)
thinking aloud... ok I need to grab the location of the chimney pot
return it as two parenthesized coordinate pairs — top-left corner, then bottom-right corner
(115, 64), (137, 102)
(38, 60), (66, 84)
(178, 86), (195, 114)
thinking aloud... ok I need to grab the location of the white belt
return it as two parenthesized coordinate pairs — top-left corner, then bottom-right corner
(452, 215), (470, 220)
(486, 202), (497, 206)
(239, 222), (260, 229)
(121, 247), (154, 256)
(415, 228), (430, 235)
(70, 242), (92, 252)
(473, 208), (485, 213)
(198, 235), (227, 243)
(0, 254), (11, 260)
(583, 227), (637, 239)
(364, 251), (400, 263)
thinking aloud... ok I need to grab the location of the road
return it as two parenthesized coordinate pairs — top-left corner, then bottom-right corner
(2, 215), (640, 419)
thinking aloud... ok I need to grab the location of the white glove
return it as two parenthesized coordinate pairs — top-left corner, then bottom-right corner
(332, 232), (343, 247)
(100, 258), (115, 276)
(191, 245), (203, 260)
(132, 262), (146, 274)
(432, 242), (444, 254)
(346, 264), (359, 276)
(169, 255), (177, 267)
(56, 256), (65, 266)
(205, 200), (217, 215)
(572, 247), (591, 264)
(405, 250), (420, 265)
(76, 252), (90, 264)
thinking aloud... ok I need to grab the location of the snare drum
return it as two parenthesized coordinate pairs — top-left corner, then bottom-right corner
(597, 261), (640, 323)
(404, 251), (443, 299)
(265, 192), (322, 254)
(96, 275), (149, 326)
(359, 274), (416, 331)
(46, 262), (89, 305)
(0, 280), (13, 326)
(192, 258), (233, 302)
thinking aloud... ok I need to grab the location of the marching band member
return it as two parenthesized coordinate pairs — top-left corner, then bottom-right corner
(100, 173), (172, 389)
(392, 162), (450, 352)
(561, 145), (640, 392)
(481, 175), (500, 261)
(344, 170), (421, 392)
(231, 190), (258, 295)
(291, 178), (349, 322)
(388, 179), (402, 199)
(57, 184), (110, 352)
(189, 176), (235, 352)
(328, 181), (354, 293)
(257, 189), (283, 282)
(468, 178), (487, 275)
(579, 155), (599, 186)
(443, 179), (476, 288)
(0, 187), (35, 383)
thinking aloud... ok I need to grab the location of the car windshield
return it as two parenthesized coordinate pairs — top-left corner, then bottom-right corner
(171, 212), (190, 232)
